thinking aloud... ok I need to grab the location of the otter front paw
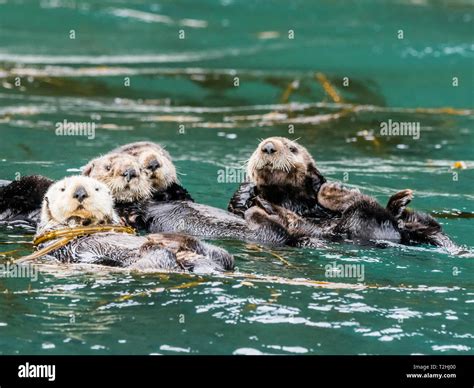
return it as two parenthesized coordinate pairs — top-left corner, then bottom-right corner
(227, 182), (257, 217)
(244, 206), (281, 228)
(253, 196), (277, 215)
(317, 182), (361, 212)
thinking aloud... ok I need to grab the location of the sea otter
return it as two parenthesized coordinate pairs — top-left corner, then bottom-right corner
(82, 152), (152, 203)
(228, 136), (457, 249)
(229, 137), (331, 220)
(81, 152), (154, 229)
(111, 141), (193, 202)
(31, 175), (234, 273)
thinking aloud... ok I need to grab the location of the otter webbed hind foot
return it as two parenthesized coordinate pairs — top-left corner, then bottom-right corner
(387, 191), (463, 253)
(398, 210), (464, 253)
(386, 189), (413, 220)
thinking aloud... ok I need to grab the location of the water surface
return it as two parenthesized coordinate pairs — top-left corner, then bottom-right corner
(0, 0), (473, 355)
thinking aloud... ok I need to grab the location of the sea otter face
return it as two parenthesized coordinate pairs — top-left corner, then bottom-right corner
(40, 176), (118, 230)
(113, 142), (177, 191)
(247, 137), (319, 187)
(82, 153), (152, 203)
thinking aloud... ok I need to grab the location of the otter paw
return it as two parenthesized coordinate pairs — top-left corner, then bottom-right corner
(317, 182), (361, 212)
(254, 196), (277, 215)
(244, 206), (287, 231)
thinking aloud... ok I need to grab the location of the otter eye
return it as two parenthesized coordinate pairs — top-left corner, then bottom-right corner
(60, 188), (65, 192)
(95, 187), (100, 192)
(289, 146), (298, 153)
(105, 165), (111, 171)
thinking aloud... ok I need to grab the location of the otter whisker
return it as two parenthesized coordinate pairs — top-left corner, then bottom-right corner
(238, 160), (250, 169)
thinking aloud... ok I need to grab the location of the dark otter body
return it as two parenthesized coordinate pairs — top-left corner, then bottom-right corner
(250, 195), (401, 243)
(231, 181), (458, 250)
(0, 176), (53, 227)
(229, 181), (335, 221)
(227, 133), (462, 250)
(230, 143), (456, 250)
(331, 197), (401, 242)
(43, 232), (234, 273)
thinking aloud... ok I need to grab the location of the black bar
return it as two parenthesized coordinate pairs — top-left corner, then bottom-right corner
(0, 355), (472, 386)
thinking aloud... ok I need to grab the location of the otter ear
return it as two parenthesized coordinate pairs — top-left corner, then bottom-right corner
(306, 163), (326, 191)
(82, 162), (94, 176)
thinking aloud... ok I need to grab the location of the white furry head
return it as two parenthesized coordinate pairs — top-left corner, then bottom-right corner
(38, 176), (120, 234)
(247, 137), (320, 187)
(82, 152), (152, 203)
(112, 141), (178, 191)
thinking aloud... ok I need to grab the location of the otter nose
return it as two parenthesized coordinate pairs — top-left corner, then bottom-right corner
(123, 168), (138, 182)
(261, 142), (276, 154)
(147, 159), (161, 171)
(73, 186), (88, 203)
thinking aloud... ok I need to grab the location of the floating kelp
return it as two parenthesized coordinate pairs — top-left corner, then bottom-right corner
(328, 76), (387, 107)
(244, 244), (293, 267)
(315, 72), (344, 104)
(1, 74), (110, 97)
(1, 65), (390, 107)
(16, 225), (136, 264)
(431, 210), (474, 219)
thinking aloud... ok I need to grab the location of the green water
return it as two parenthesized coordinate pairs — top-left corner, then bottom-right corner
(0, 0), (473, 355)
